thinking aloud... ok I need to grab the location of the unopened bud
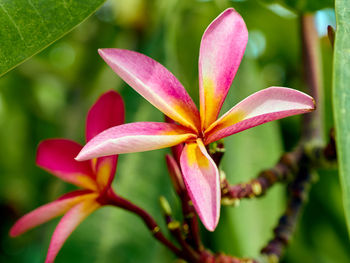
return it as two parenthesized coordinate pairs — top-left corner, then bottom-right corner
(165, 154), (185, 195)
(159, 196), (172, 216)
(221, 197), (240, 207)
(252, 181), (262, 196)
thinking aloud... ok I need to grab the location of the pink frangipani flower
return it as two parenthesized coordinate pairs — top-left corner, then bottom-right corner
(76, 8), (315, 231)
(10, 91), (124, 263)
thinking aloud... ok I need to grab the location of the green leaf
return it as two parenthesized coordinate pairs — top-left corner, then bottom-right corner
(259, 0), (333, 12)
(333, 0), (350, 236)
(0, 0), (106, 77)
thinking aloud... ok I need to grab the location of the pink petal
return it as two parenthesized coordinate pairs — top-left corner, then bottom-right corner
(205, 87), (316, 144)
(86, 90), (125, 142)
(36, 139), (97, 190)
(45, 198), (100, 263)
(10, 190), (96, 237)
(86, 90), (122, 191)
(180, 139), (220, 231)
(76, 122), (196, 161)
(199, 8), (248, 129)
(165, 115), (184, 163)
(98, 49), (200, 132)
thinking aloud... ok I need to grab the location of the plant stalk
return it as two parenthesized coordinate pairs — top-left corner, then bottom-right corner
(106, 190), (185, 259)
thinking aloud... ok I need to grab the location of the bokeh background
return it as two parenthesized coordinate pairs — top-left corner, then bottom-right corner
(0, 0), (348, 262)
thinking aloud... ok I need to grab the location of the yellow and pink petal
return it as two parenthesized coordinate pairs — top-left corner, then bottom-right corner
(199, 8), (248, 129)
(36, 139), (97, 190)
(94, 156), (118, 192)
(45, 198), (100, 263)
(76, 122), (197, 161)
(86, 90), (124, 191)
(180, 139), (220, 231)
(10, 190), (96, 237)
(205, 87), (316, 144)
(98, 49), (200, 132)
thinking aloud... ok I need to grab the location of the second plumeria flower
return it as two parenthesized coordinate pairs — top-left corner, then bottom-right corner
(10, 91), (124, 263)
(76, 8), (315, 231)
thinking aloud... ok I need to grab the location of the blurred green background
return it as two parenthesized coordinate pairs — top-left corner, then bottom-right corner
(0, 0), (348, 262)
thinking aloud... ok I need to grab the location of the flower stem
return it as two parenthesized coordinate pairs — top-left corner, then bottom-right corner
(180, 193), (203, 251)
(163, 212), (200, 262)
(106, 190), (184, 259)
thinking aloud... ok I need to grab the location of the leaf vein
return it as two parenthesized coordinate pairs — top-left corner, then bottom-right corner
(0, 2), (26, 45)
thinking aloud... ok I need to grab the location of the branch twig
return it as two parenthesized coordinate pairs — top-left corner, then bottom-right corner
(106, 190), (185, 259)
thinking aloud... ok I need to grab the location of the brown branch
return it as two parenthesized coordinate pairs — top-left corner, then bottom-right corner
(261, 152), (312, 258)
(221, 148), (303, 201)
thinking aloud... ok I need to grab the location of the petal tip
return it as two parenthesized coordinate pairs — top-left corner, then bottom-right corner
(75, 149), (90, 161)
(98, 48), (106, 56)
(311, 97), (317, 110)
(98, 48), (114, 61)
(9, 225), (19, 237)
(202, 215), (219, 232)
(74, 153), (85, 162)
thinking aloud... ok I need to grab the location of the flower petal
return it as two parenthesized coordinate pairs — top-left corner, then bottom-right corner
(10, 190), (96, 237)
(86, 91), (122, 191)
(165, 115), (184, 163)
(36, 139), (96, 190)
(180, 139), (220, 231)
(76, 122), (196, 161)
(199, 8), (248, 129)
(45, 198), (100, 263)
(95, 156), (118, 191)
(98, 49), (200, 132)
(205, 87), (316, 144)
(86, 90), (125, 142)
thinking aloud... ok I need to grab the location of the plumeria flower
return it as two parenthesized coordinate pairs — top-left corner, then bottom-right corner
(10, 91), (124, 263)
(76, 8), (315, 231)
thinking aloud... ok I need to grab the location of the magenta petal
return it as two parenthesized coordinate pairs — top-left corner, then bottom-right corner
(98, 48), (200, 132)
(9, 190), (95, 237)
(45, 199), (100, 263)
(86, 90), (125, 142)
(76, 122), (196, 161)
(36, 139), (96, 190)
(86, 90), (122, 190)
(180, 139), (220, 231)
(205, 87), (316, 144)
(199, 8), (248, 129)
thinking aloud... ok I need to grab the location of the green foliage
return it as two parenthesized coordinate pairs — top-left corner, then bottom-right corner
(333, 0), (350, 236)
(0, 0), (106, 77)
(283, 0), (334, 11)
(260, 0), (334, 12)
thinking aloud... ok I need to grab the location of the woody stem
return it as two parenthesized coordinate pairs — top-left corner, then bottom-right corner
(106, 190), (186, 259)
